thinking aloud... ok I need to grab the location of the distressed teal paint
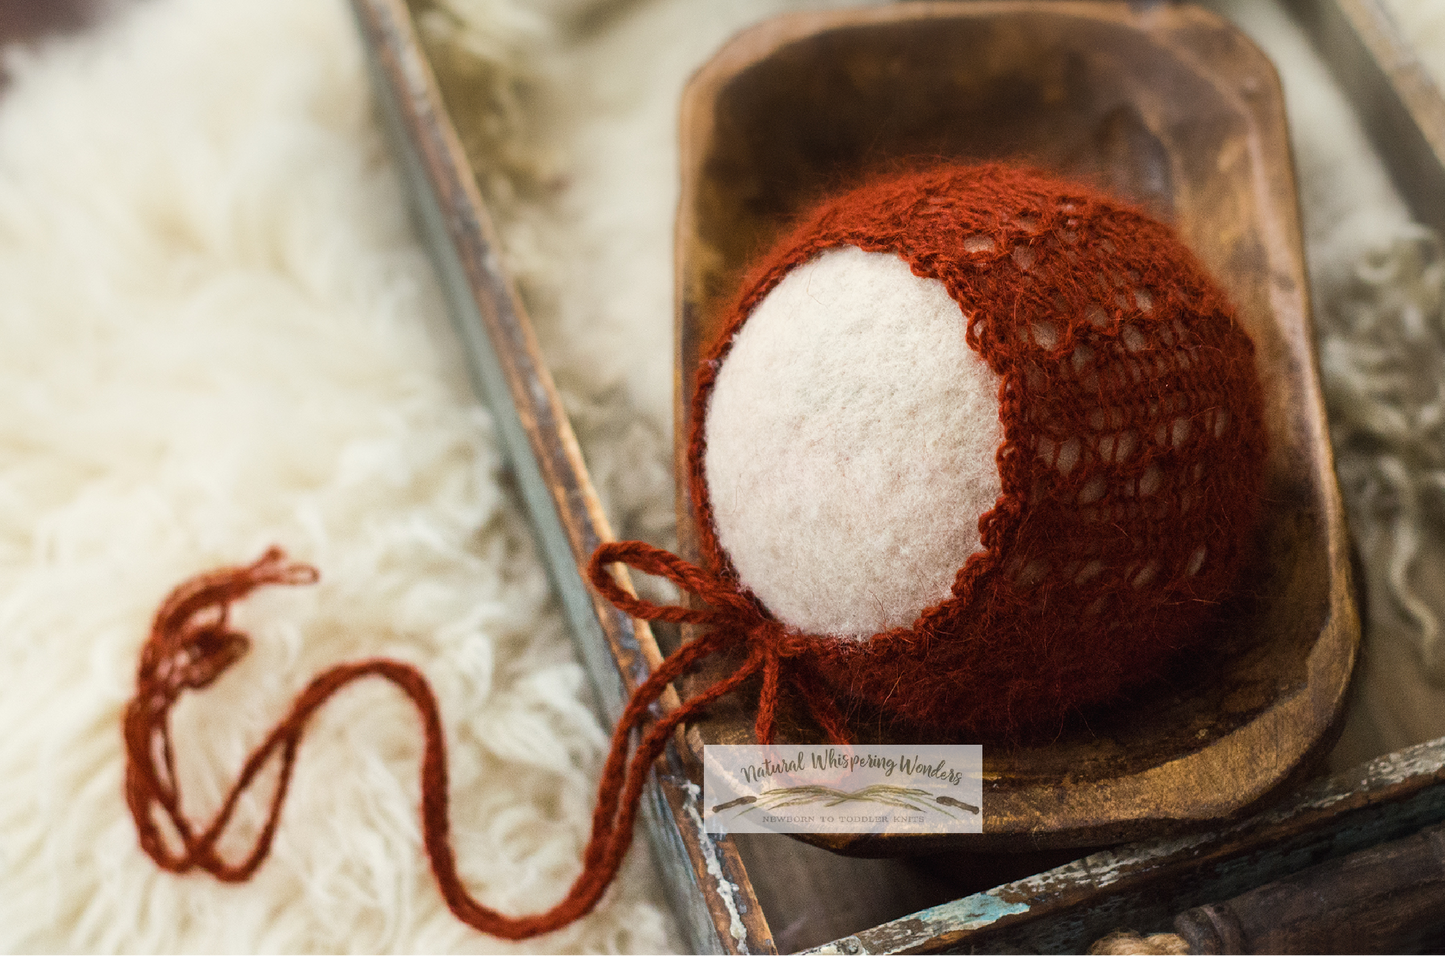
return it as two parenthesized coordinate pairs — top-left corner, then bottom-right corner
(913, 890), (1033, 930)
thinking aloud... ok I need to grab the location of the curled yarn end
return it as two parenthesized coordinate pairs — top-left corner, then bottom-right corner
(124, 547), (323, 881)
(125, 544), (797, 940)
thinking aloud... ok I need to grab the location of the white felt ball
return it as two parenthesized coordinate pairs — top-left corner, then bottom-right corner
(703, 245), (1004, 638)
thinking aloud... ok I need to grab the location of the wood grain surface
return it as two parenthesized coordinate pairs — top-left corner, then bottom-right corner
(801, 735), (1445, 954)
(1172, 820), (1445, 953)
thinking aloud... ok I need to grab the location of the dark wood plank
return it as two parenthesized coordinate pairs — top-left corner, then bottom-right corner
(802, 734), (1445, 954)
(1173, 821), (1445, 953)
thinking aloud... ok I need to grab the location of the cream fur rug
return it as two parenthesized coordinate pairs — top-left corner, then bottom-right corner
(2, 0), (1445, 952)
(0, 0), (676, 951)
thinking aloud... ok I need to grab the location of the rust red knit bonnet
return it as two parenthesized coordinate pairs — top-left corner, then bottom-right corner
(598, 162), (1268, 737)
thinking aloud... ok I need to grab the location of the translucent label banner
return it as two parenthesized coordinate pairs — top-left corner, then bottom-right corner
(701, 744), (983, 835)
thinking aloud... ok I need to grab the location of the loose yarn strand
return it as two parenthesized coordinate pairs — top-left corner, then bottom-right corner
(587, 540), (851, 746)
(125, 545), (781, 940)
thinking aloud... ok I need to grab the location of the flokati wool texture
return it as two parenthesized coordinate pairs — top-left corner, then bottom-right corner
(0, 0), (675, 951)
(705, 246), (1004, 637)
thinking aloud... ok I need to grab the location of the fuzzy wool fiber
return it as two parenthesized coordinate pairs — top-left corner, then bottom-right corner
(4, 0), (1445, 949)
(705, 246), (1004, 637)
(0, 0), (688, 951)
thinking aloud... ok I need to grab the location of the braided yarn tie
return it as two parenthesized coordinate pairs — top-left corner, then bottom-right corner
(124, 544), (840, 939)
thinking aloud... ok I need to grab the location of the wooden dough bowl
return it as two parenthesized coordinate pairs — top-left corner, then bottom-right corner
(673, 0), (1359, 855)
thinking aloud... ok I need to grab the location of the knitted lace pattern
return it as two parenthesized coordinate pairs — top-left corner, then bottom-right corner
(686, 164), (1268, 734)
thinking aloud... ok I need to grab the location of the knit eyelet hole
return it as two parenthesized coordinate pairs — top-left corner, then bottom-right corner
(1078, 475), (1108, 504)
(1097, 429), (1138, 463)
(1037, 435), (1080, 474)
(1121, 323), (1147, 352)
(1133, 287), (1154, 313)
(1075, 559), (1105, 584)
(1156, 417), (1191, 448)
(1089, 407), (1126, 430)
(1213, 408), (1230, 437)
(1030, 317), (1057, 348)
(1171, 417), (1190, 447)
(1070, 342), (1094, 373)
(1012, 243), (1037, 271)
(1086, 303), (1110, 328)
(1056, 437), (1081, 474)
(1015, 558), (1050, 589)
(964, 235), (995, 254)
(1132, 560), (1159, 588)
(1138, 464), (1162, 496)
(1187, 546), (1208, 577)
(1014, 213), (1041, 234)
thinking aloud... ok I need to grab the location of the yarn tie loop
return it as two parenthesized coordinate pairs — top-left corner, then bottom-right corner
(587, 539), (851, 745)
(125, 543), (840, 940)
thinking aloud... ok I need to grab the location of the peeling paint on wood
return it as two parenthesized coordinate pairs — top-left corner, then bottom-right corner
(803, 736), (1445, 954)
(683, 782), (752, 953)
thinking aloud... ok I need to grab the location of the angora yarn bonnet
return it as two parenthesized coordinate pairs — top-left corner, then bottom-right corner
(595, 162), (1268, 738)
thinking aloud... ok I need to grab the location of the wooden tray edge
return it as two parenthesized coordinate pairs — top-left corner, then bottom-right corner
(348, 1), (771, 951)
